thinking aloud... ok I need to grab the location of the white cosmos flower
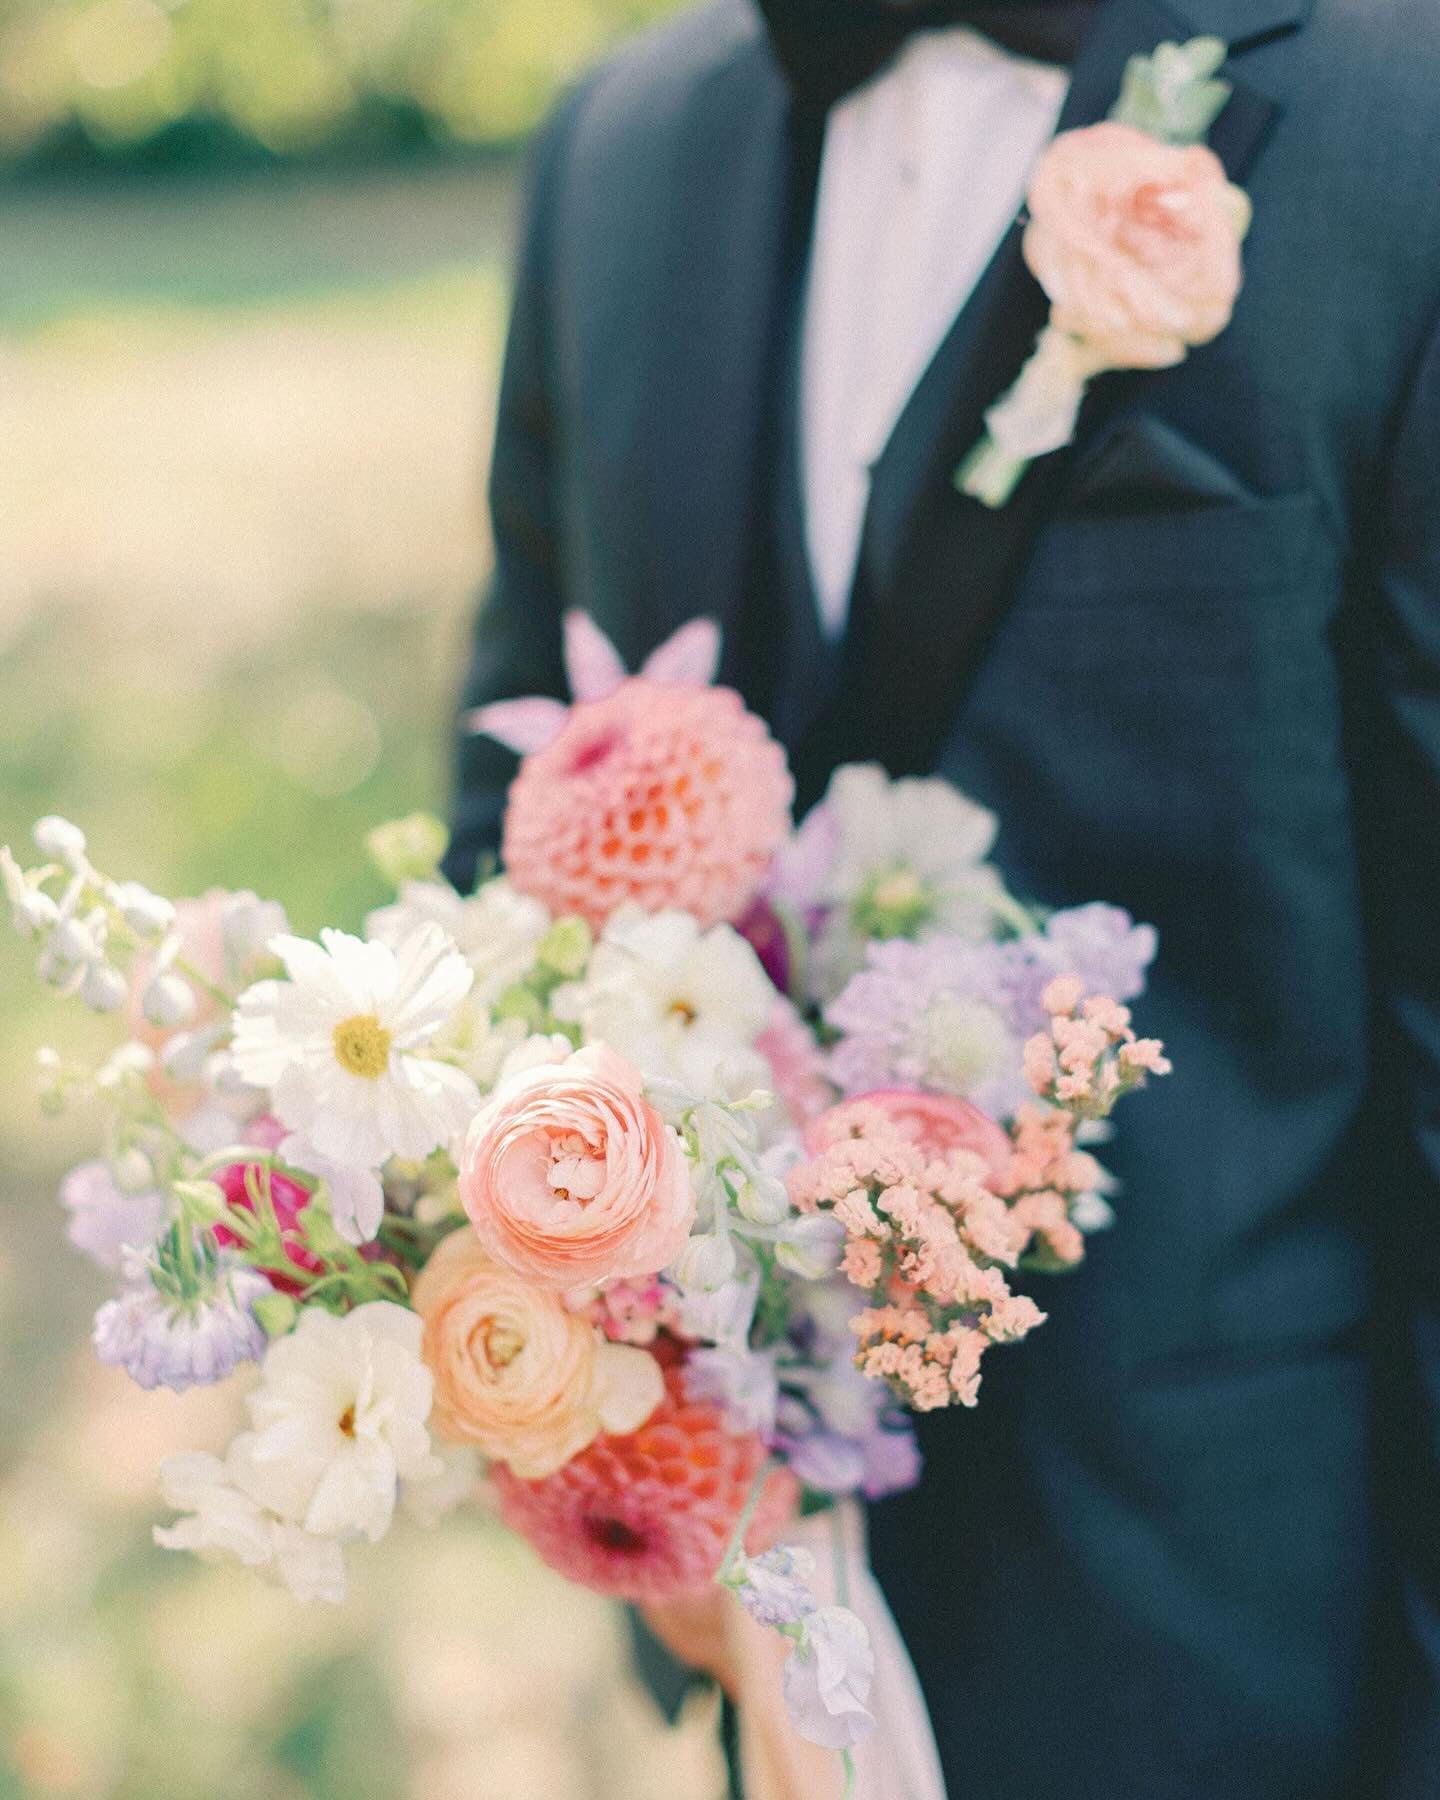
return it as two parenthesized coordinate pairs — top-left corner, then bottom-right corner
(366, 877), (549, 1008)
(242, 1302), (441, 1544)
(231, 923), (479, 1168)
(554, 907), (773, 1094)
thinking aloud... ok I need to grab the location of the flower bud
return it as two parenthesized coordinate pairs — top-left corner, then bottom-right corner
(143, 973), (196, 1029)
(365, 813), (450, 886)
(80, 961), (129, 1014)
(13, 888), (60, 936)
(735, 1168), (792, 1227)
(671, 1231), (738, 1292)
(35, 946), (84, 993)
(775, 1214), (846, 1282)
(111, 881), (175, 939)
(536, 916), (592, 979)
(220, 891), (288, 970)
(171, 1178), (228, 1225)
(49, 917), (99, 966)
(160, 1029), (217, 1084)
(251, 1292), (299, 1340)
(96, 1042), (156, 1089)
(109, 1147), (155, 1194)
(33, 816), (87, 867)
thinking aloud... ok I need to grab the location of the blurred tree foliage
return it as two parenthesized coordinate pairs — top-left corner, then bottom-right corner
(0, 0), (684, 171)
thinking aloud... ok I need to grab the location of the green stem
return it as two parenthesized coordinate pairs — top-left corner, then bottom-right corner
(718, 1455), (778, 1585)
(828, 1503), (851, 1610)
(173, 954), (234, 1011)
(841, 1749), (856, 1798)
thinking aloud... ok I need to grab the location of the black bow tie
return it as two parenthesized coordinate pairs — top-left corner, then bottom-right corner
(756, 0), (1101, 110)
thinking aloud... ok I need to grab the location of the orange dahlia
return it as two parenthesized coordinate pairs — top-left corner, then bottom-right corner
(500, 680), (793, 931)
(491, 1365), (797, 1602)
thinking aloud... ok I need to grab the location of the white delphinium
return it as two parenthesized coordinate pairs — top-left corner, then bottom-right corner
(59, 1161), (167, 1271)
(555, 906), (774, 1095)
(367, 876), (549, 1008)
(93, 1248), (269, 1392)
(231, 923), (480, 1169)
(772, 763), (1017, 999)
(240, 1302), (440, 1543)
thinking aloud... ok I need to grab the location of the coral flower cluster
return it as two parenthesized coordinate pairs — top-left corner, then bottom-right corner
(787, 979), (1171, 1412)
(789, 1099), (1046, 1412)
(1021, 976), (1172, 1116)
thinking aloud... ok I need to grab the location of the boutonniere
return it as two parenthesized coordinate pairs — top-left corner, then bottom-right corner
(957, 37), (1252, 509)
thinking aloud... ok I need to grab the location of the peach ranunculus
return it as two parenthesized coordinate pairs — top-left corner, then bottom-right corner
(413, 1229), (663, 1478)
(458, 1043), (695, 1289)
(1023, 120), (1250, 370)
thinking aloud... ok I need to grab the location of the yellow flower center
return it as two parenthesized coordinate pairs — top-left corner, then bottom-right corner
(338, 1405), (357, 1438)
(332, 1013), (392, 1080)
(667, 997), (698, 1026)
(479, 1317), (524, 1370)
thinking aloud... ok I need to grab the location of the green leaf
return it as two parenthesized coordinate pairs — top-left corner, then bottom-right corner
(1110, 36), (1233, 145)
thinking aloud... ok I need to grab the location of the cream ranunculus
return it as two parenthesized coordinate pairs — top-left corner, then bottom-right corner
(413, 1229), (662, 1478)
(1023, 121), (1249, 370)
(458, 1043), (695, 1288)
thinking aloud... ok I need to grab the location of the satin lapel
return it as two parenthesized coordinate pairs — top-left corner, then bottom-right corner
(823, 0), (1286, 782)
(639, 35), (794, 683)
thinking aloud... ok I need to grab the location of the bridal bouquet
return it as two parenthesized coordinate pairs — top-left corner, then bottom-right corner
(4, 615), (1168, 1784)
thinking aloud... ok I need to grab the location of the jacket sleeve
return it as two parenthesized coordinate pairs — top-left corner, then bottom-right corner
(441, 95), (582, 891)
(1369, 301), (1440, 1797)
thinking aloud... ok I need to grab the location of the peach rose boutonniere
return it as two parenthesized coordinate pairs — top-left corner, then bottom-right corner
(457, 1041), (695, 1289)
(958, 37), (1252, 508)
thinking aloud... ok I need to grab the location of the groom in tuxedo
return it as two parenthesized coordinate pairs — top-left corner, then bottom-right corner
(444, 1), (1440, 1794)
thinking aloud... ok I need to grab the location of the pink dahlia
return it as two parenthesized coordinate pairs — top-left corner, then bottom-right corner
(469, 611), (793, 931)
(491, 1366), (797, 1602)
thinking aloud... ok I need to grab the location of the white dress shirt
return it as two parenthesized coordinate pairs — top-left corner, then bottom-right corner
(799, 27), (1069, 636)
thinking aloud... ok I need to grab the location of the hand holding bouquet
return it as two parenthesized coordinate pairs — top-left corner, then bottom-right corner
(4, 615), (1168, 1784)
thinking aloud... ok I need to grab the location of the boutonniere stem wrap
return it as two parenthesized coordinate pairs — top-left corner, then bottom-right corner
(957, 37), (1252, 509)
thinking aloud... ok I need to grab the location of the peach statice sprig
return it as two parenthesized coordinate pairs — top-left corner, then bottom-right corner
(785, 978), (1170, 1414)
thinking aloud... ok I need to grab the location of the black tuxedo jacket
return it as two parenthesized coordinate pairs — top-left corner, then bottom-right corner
(446, 2), (1440, 1793)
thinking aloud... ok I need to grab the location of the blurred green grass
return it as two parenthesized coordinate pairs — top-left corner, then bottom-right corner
(0, 160), (723, 1800)
(0, 0), (685, 172)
